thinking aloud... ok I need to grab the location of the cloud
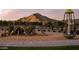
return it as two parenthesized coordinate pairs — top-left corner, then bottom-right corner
(0, 9), (79, 21)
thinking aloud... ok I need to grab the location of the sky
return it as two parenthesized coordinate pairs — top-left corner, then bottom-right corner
(0, 9), (79, 21)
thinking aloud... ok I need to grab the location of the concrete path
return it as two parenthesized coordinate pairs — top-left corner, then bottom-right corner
(0, 40), (79, 47)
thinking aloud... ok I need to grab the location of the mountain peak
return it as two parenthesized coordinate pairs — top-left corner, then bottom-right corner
(33, 13), (42, 17)
(18, 13), (55, 22)
(33, 13), (41, 15)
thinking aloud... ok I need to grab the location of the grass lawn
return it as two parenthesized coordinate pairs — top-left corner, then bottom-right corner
(0, 45), (79, 50)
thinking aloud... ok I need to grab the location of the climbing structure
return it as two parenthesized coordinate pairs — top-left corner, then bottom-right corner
(63, 9), (76, 39)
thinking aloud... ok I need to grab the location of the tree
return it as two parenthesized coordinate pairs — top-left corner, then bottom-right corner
(26, 25), (35, 35)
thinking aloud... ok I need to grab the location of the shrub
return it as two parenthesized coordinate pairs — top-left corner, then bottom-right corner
(1, 33), (7, 37)
(64, 34), (75, 39)
(76, 30), (79, 35)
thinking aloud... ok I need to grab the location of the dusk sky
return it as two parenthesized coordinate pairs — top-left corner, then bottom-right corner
(0, 9), (79, 21)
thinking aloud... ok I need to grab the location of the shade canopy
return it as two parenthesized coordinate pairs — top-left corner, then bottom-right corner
(65, 9), (74, 14)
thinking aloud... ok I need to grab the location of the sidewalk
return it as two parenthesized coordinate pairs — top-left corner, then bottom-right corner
(0, 40), (79, 47)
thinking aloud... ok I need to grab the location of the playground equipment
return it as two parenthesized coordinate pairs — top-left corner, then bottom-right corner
(63, 9), (76, 39)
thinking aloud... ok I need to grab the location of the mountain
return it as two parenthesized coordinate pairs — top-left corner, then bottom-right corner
(62, 19), (79, 25)
(75, 19), (79, 25)
(17, 13), (57, 23)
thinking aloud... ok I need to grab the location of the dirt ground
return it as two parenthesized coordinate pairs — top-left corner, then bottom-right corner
(0, 32), (79, 42)
(0, 33), (66, 42)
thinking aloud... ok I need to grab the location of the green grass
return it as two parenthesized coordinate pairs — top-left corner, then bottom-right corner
(0, 45), (79, 50)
